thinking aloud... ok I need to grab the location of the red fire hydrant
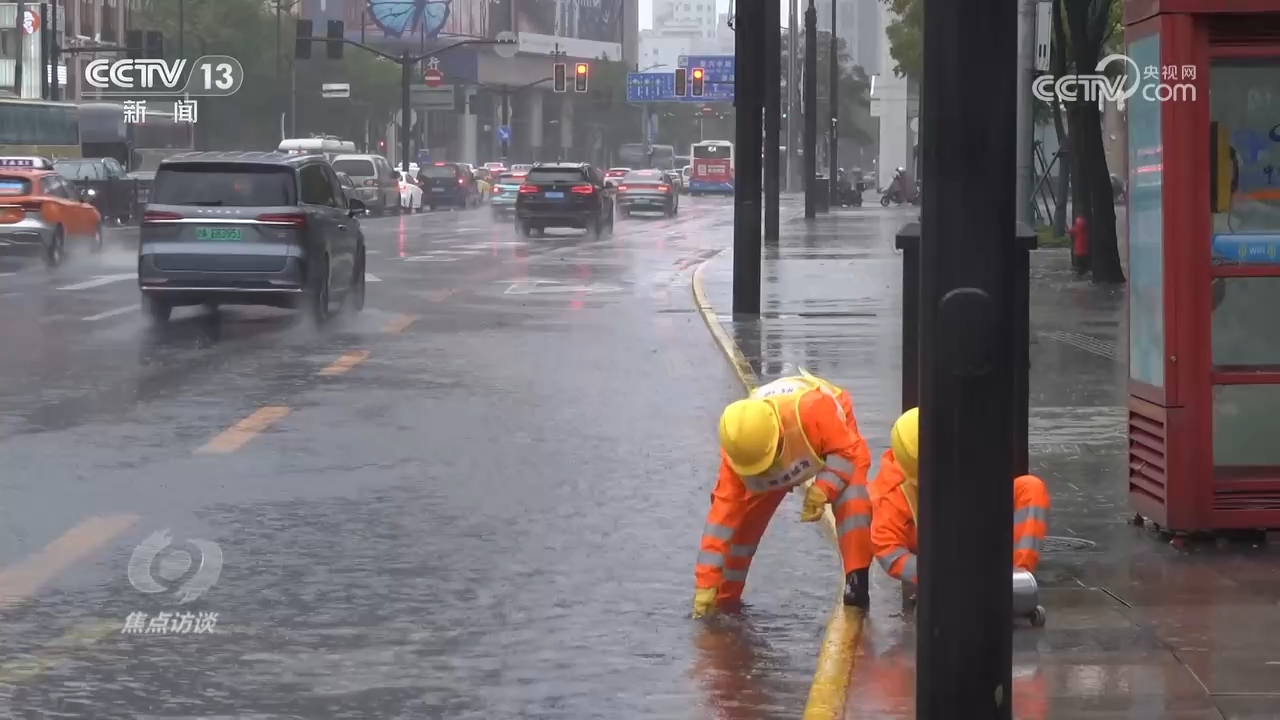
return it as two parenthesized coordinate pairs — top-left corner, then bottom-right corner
(1068, 216), (1089, 258)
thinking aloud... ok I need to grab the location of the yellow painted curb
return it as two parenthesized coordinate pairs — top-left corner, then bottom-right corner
(691, 257), (863, 719)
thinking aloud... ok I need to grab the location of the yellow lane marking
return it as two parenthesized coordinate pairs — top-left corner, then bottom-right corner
(0, 515), (139, 612)
(692, 257), (863, 719)
(382, 314), (417, 334)
(0, 619), (118, 684)
(194, 406), (290, 455)
(318, 350), (370, 376)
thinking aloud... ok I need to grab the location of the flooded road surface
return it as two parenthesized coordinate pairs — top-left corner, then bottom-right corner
(0, 197), (854, 718)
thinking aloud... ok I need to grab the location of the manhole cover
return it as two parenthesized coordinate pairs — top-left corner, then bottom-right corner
(1042, 536), (1097, 552)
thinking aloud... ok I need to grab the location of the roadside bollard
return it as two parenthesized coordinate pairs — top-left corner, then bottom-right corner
(1012, 568), (1047, 627)
(812, 175), (830, 214)
(894, 221), (921, 414)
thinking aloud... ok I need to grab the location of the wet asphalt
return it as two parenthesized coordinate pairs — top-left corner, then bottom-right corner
(0, 198), (843, 718)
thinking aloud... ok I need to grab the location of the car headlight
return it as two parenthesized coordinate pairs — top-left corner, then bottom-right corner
(85, 188), (97, 196)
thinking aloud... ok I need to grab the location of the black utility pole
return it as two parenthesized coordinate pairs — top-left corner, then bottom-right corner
(762, 0), (780, 243)
(500, 87), (511, 160)
(732, 4), (762, 315)
(15, 0), (24, 97)
(827, 0), (839, 203)
(915, 0), (1018, 708)
(178, 0), (185, 58)
(802, 0), (817, 219)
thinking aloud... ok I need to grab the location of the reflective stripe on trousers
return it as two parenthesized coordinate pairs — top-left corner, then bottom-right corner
(695, 487), (789, 602)
(831, 471), (873, 574)
(1012, 475), (1050, 572)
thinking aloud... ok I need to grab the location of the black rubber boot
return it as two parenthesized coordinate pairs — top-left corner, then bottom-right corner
(843, 568), (870, 609)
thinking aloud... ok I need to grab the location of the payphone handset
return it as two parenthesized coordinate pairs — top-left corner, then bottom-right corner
(1210, 121), (1236, 214)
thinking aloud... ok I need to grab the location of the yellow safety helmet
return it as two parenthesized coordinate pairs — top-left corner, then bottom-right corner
(718, 398), (781, 476)
(890, 408), (920, 480)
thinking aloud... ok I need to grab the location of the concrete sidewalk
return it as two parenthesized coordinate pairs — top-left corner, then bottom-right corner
(695, 208), (1280, 718)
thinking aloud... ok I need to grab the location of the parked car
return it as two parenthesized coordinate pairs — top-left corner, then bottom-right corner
(138, 151), (366, 325)
(616, 169), (679, 218)
(331, 154), (400, 215)
(415, 162), (482, 210)
(489, 170), (527, 219)
(0, 157), (104, 266)
(509, 163), (533, 174)
(514, 162), (615, 238)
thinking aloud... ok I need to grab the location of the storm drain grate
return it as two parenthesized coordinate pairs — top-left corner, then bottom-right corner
(1041, 536), (1097, 553)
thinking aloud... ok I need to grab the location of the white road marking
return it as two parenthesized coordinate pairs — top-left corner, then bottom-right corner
(57, 273), (136, 291)
(39, 314), (67, 324)
(0, 272), (17, 277)
(365, 273), (382, 282)
(404, 256), (458, 262)
(82, 304), (139, 321)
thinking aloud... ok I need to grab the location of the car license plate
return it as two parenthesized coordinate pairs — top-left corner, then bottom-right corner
(545, 191), (564, 199)
(195, 227), (243, 241)
(431, 187), (444, 192)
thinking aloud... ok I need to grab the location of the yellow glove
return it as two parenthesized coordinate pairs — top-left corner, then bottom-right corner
(800, 484), (830, 522)
(692, 587), (718, 619)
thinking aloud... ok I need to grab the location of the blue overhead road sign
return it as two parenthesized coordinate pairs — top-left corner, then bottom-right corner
(677, 55), (735, 101)
(497, 125), (511, 142)
(627, 72), (676, 102)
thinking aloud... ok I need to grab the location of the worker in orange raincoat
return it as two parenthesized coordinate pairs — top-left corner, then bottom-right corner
(693, 371), (873, 619)
(869, 408), (1051, 595)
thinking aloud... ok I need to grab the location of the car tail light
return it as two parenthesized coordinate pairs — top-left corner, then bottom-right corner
(0, 207), (23, 223)
(518, 184), (538, 194)
(256, 213), (307, 227)
(363, 179), (377, 187)
(571, 185), (594, 195)
(658, 184), (670, 192)
(458, 178), (466, 185)
(142, 210), (181, 223)
(617, 185), (628, 191)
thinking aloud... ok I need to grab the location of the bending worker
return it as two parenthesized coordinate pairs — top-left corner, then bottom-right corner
(869, 408), (1051, 590)
(693, 371), (873, 619)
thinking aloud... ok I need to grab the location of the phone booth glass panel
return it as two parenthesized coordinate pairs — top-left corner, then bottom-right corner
(1129, 34), (1167, 392)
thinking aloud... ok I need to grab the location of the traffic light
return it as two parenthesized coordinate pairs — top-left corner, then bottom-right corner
(575, 62), (588, 92)
(295, 19), (313, 60)
(674, 68), (687, 97)
(326, 20), (344, 59)
(691, 67), (705, 96)
(125, 30), (143, 60)
(553, 62), (567, 93)
(144, 31), (164, 60)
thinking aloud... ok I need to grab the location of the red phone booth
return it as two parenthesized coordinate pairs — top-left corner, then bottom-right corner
(1126, 1), (1280, 531)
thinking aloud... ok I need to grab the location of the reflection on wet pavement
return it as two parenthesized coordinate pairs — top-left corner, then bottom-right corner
(697, 207), (1280, 717)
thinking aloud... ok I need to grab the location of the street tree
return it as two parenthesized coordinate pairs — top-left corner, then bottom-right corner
(881, 0), (922, 82)
(781, 30), (874, 153)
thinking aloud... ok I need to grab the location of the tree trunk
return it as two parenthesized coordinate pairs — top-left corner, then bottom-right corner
(1067, 103), (1091, 274)
(1078, 100), (1125, 283)
(1049, 0), (1070, 237)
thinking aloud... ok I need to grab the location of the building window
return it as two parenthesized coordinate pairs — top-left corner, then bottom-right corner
(78, 0), (95, 38)
(102, 0), (118, 44)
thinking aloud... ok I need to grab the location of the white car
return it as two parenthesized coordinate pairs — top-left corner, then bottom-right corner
(604, 167), (631, 188)
(400, 177), (424, 212)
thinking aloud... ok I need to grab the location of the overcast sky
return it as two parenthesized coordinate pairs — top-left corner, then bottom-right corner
(636, 0), (794, 30)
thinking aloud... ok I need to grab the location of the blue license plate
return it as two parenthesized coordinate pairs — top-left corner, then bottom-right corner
(544, 191), (564, 199)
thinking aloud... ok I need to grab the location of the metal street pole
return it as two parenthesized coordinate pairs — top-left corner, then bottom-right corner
(828, 0), (838, 203)
(15, 0), (24, 97)
(732, 3), (762, 315)
(48, 0), (57, 100)
(276, 0), (282, 140)
(178, 0), (185, 59)
(763, 0), (780, 243)
(500, 87), (511, 160)
(400, 53), (411, 173)
(39, 2), (48, 100)
(802, 0), (817, 219)
(916, 0), (1018, 708)
(787, 0), (799, 193)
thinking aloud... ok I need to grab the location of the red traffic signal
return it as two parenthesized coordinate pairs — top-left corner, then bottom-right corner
(691, 67), (705, 97)
(674, 68), (688, 96)
(575, 63), (589, 92)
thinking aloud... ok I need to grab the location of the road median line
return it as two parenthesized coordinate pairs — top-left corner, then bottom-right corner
(0, 515), (139, 612)
(382, 314), (417, 334)
(194, 406), (290, 455)
(318, 350), (370, 376)
(692, 255), (862, 719)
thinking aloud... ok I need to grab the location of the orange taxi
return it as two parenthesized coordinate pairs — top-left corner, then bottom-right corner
(0, 157), (104, 267)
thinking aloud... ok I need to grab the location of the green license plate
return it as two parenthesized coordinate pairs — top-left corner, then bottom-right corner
(195, 227), (244, 241)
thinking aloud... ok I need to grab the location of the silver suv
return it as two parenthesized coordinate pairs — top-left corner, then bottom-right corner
(331, 154), (400, 215)
(138, 151), (366, 325)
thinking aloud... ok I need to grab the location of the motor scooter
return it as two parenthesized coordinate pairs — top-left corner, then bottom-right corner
(879, 177), (921, 207)
(836, 178), (864, 207)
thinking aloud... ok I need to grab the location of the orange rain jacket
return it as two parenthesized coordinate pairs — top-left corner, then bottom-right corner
(696, 381), (874, 596)
(869, 450), (1051, 585)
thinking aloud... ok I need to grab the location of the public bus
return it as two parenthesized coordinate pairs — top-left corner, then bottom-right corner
(688, 140), (734, 194)
(130, 103), (196, 171)
(0, 98), (81, 158)
(618, 143), (676, 170)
